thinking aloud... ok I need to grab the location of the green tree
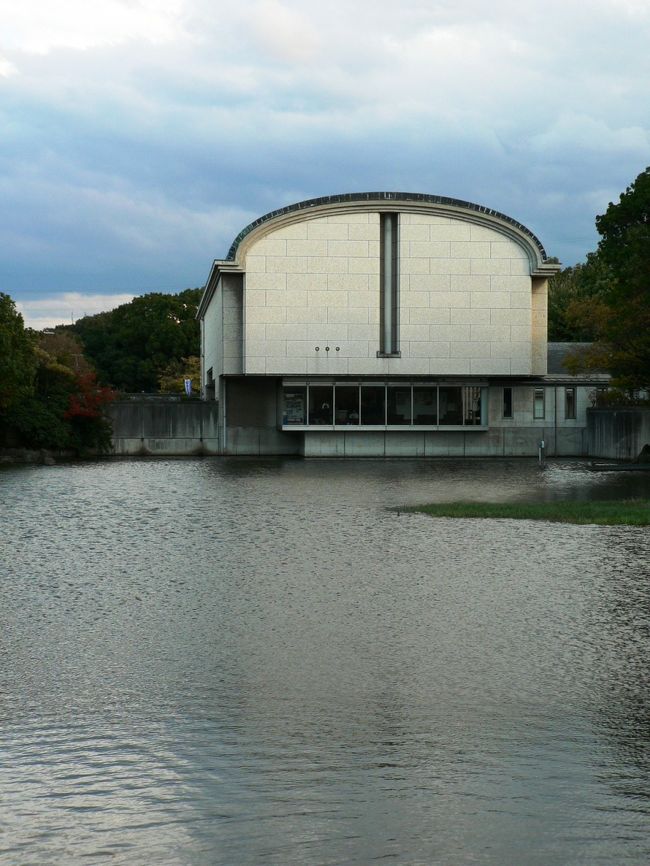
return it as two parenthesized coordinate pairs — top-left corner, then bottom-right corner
(158, 356), (201, 394)
(594, 166), (650, 390)
(10, 358), (77, 450)
(548, 254), (613, 342)
(1, 293), (115, 453)
(0, 292), (36, 410)
(70, 288), (202, 391)
(566, 167), (650, 390)
(38, 330), (93, 376)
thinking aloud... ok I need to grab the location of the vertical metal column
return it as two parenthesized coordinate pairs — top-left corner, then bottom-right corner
(383, 215), (393, 355)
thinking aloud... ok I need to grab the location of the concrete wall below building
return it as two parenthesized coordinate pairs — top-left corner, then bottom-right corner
(302, 427), (585, 458)
(587, 408), (650, 460)
(108, 401), (220, 455)
(107, 385), (596, 458)
(224, 377), (301, 455)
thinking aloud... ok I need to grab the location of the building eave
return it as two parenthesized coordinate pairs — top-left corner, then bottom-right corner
(196, 259), (243, 320)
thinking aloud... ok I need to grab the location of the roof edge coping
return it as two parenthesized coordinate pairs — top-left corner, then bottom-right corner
(225, 191), (554, 264)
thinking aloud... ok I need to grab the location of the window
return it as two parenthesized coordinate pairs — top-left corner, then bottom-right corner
(308, 385), (333, 425)
(335, 385), (359, 425)
(533, 387), (545, 419)
(565, 387), (576, 420)
(463, 386), (484, 426)
(282, 384), (489, 429)
(378, 213), (399, 356)
(205, 367), (216, 401)
(360, 386), (385, 424)
(439, 386), (463, 425)
(413, 386), (437, 425)
(503, 387), (513, 419)
(283, 386), (306, 425)
(387, 386), (411, 424)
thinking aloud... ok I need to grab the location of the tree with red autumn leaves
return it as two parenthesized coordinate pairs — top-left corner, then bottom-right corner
(63, 372), (117, 453)
(66, 373), (116, 419)
(0, 296), (117, 453)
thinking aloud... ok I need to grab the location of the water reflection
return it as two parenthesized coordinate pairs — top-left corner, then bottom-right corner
(1, 459), (649, 865)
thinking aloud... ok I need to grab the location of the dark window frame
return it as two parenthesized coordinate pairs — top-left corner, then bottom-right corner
(503, 386), (513, 419)
(565, 387), (576, 420)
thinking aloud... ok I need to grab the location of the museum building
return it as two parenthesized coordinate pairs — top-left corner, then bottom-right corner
(197, 192), (607, 456)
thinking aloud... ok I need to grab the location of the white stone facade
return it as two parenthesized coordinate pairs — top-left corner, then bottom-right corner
(240, 210), (548, 378)
(196, 193), (609, 457)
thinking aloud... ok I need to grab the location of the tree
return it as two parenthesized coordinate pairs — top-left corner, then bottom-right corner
(0, 292), (116, 453)
(564, 167), (650, 391)
(158, 356), (201, 394)
(70, 288), (202, 391)
(64, 372), (116, 452)
(593, 166), (650, 390)
(548, 254), (613, 342)
(597, 167), (650, 285)
(10, 357), (78, 450)
(38, 330), (94, 376)
(0, 292), (36, 410)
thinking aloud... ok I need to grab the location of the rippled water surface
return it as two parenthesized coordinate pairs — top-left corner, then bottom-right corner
(1, 458), (649, 865)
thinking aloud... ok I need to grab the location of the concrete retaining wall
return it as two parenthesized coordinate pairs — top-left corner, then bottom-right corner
(108, 401), (220, 455)
(223, 377), (302, 455)
(302, 426), (585, 458)
(587, 408), (650, 460)
(106, 397), (596, 458)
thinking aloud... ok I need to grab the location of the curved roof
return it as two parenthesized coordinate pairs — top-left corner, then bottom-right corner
(225, 191), (551, 263)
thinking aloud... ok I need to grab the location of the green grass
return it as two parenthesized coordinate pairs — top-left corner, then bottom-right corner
(408, 500), (650, 526)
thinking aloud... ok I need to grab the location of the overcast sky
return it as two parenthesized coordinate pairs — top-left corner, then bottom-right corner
(2, 0), (649, 328)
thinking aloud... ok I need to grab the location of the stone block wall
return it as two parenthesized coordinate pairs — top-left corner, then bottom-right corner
(243, 211), (538, 378)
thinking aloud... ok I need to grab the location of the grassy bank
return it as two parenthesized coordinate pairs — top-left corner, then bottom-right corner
(408, 500), (650, 526)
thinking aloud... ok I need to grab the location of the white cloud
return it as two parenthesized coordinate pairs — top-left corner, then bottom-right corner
(0, 54), (16, 76)
(249, 0), (321, 63)
(17, 292), (136, 330)
(0, 0), (186, 54)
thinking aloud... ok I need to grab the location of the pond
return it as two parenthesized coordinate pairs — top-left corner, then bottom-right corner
(1, 458), (649, 865)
